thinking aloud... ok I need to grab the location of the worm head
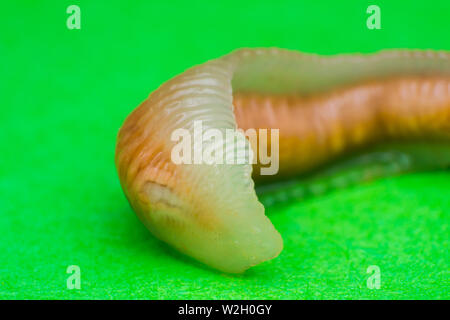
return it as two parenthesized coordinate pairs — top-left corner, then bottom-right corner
(115, 77), (282, 273)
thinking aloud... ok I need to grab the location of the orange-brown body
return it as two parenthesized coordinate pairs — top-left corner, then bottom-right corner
(233, 76), (450, 179)
(115, 48), (450, 273)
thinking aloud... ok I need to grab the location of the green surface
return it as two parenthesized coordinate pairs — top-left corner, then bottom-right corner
(1, 1), (449, 299)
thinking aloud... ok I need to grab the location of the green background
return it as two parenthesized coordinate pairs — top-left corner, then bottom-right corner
(1, 0), (449, 299)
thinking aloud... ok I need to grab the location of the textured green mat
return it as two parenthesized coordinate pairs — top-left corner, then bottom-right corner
(0, 1), (449, 299)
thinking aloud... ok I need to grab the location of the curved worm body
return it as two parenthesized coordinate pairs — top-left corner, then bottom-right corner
(115, 48), (450, 273)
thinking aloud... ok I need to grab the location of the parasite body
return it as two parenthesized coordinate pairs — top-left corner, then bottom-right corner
(115, 48), (450, 273)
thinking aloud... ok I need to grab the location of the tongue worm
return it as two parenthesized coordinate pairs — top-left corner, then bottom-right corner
(115, 48), (450, 273)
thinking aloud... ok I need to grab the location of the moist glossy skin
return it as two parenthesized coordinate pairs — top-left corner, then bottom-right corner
(115, 48), (450, 273)
(234, 76), (450, 181)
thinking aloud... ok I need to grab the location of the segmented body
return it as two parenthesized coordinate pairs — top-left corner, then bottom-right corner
(116, 48), (450, 273)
